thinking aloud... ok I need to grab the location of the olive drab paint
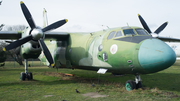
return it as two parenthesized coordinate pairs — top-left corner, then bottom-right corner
(38, 26), (176, 75)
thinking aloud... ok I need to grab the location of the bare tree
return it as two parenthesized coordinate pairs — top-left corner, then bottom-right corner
(0, 24), (4, 31)
(3, 25), (27, 31)
(0, 0), (3, 5)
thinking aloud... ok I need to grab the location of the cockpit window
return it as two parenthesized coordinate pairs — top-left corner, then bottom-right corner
(107, 31), (115, 40)
(123, 29), (136, 36)
(135, 29), (148, 35)
(114, 31), (123, 38)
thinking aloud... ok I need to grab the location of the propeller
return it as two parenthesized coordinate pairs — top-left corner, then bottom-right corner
(138, 14), (168, 35)
(3, 1), (68, 66)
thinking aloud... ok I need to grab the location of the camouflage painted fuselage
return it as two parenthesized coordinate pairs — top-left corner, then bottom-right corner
(39, 26), (176, 75)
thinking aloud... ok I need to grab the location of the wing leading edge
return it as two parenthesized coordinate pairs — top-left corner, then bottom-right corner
(0, 31), (21, 39)
(44, 32), (69, 41)
(0, 31), (69, 41)
(157, 36), (180, 42)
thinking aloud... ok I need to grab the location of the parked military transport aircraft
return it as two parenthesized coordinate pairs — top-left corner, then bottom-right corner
(0, 1), (180, 91)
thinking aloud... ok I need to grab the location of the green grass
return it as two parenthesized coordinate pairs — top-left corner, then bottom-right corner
(1, 61), (180, 101)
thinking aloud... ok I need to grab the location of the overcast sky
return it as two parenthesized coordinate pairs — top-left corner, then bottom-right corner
(0, 0), (180, 37)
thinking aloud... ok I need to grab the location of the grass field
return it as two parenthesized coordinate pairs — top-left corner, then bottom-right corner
(1, 61), (180, 101)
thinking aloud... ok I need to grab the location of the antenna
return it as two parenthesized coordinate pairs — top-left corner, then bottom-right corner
(101, 25), (109, 31)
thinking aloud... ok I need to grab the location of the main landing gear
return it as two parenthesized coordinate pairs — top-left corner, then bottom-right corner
(20, 59), (33, 81)
(125, 75), (142, 91)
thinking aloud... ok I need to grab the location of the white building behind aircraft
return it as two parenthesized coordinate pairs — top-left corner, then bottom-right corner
(166, 42), (180, 59)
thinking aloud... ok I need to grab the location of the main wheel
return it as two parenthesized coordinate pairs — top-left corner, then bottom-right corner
(27, 72), (33, 80)
(20, 72), (26, 81)
(125, 80), (136, 91)
(136, 81), (142, 89)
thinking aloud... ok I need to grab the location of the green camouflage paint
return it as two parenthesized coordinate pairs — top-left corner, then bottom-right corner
(38, 26), (176, 75)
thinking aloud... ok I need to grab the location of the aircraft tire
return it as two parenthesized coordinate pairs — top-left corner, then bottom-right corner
(27, 72), (33, 80)
(125, 80), (136, 91)
(20, 72), (26, 81)
(136, 81), (142, 89)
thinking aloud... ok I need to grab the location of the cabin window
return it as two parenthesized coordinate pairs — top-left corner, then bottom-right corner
(107, 31), (116, 40)
(135, 29), (148, 35)
(98, 44), (103, 51)
(114, 31), (123, 38)
(123, 29), (136, 36)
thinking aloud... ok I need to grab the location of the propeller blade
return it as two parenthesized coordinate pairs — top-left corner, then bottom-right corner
(20, 1), (36, 29)
(42, 19), (68, 32)
(138, 14), (152, 33)
(38, 39), (54, 66)
(154, 22), (168, 34)
(3, 35), (32, 51)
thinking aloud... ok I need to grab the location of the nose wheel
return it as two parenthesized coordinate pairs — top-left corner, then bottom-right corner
(125, 80), (136, 91)
(20, 59), (33, 81)
(125, 75), (142, 91)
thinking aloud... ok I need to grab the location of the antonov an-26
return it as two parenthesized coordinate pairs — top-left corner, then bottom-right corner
(0, 1), (179, 91)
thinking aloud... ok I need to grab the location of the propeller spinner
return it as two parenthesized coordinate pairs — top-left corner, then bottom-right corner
(3, 1), (68, 66)
(138, 14), (168, 36)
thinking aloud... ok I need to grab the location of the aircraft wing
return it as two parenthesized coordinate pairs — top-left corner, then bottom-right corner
(157, 36), (180, 42)
(0, 31), (69, 41)
(44, 32), (69, 41)
(0, 31), (21, 39)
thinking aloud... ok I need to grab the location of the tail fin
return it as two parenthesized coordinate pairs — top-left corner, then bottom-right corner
(43, 8), (48, 27)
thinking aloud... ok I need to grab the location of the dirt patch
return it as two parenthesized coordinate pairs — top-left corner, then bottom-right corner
(42, 72), (74, 80)
(82, 92), (108, 98)
(44, 72), (74, 77)
(43, 95), (54, 98)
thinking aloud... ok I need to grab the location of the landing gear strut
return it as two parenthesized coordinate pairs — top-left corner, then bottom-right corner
(135, 75), (142, 89)
(125, 75), (142, 91)
(20, 59), (33, 81)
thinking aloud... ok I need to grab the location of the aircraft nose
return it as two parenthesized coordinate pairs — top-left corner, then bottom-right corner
(138, 39), (176, 73)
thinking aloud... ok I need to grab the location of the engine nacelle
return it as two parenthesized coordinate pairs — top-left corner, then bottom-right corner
(20, 41), (41, 59)
(20, 27), (42, 59)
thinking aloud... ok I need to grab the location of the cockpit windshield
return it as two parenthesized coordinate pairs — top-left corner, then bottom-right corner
(123, 29), (136, 36)
(135, 29), (148, 35)
(107, 28), (150, 40)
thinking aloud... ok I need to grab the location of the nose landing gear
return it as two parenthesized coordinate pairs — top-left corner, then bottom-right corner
(125, 75), (142, 91)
